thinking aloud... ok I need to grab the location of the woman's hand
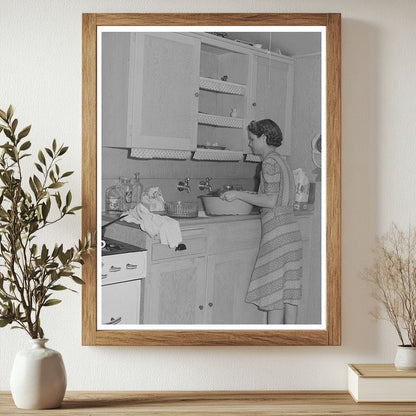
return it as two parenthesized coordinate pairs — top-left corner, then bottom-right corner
(220, 191), (239, 202)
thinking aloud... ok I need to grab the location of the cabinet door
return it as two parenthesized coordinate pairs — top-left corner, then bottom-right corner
(101, 279), (142, 325)
(101, 32), (131, 147)
(145, 257), (206, 324)
(205, 248), (266, 324)
(128, 33), (201, 151)
(251, 57), (294, 156)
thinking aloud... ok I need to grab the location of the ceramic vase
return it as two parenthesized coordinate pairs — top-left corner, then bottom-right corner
(394, 345), (416, 371)
(10, 338), (67, 409)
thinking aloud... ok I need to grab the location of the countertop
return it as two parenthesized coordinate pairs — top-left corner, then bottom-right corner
(0, 391), (413, 415)
(103, 211), (261, 228)
(103, 208), (314, 228)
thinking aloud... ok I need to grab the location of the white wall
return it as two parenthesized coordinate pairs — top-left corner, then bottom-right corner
(1, 0), (416, 391)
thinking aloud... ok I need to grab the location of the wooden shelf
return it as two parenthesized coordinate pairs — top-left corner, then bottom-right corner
(198, 113), (244, 128)
(1, 391), (416, 415)
(199, 76), (246, 95)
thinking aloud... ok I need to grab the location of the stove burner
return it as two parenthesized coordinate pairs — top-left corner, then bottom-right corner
(101, 238), (146, 256)
(102, 241), (122, 252)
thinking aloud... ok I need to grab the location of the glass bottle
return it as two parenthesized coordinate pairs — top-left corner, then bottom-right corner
(105, 179), (123, 212)
(120, 177), (132, 211)
(131, 172), (143, 209)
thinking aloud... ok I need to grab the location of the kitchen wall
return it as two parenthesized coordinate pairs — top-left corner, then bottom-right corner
(1, 0), (416, 391)
(102, 148), (259, 209)
(290, 53), (322, 181)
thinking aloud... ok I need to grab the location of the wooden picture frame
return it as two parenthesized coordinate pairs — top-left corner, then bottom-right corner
(82, 13), (341, 346)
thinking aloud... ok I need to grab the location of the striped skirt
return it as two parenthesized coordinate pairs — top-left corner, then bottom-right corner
(246, 209), (303, 311)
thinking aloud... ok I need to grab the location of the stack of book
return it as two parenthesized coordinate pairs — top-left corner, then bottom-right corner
(348, 364), (416, 402)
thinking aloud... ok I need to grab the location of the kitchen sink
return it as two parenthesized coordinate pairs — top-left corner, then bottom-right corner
(199, 195), (253, 216)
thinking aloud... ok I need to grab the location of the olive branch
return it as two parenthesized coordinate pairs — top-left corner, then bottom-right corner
(0, 105), (94, 339)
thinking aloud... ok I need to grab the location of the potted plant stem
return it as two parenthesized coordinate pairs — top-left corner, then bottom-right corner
(363, 223), (416, 370)
(0, 105), (94, 408)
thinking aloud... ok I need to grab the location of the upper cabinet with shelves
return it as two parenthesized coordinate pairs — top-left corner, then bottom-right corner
(102, 32), (294, 158)
(197, 41), (251, 154)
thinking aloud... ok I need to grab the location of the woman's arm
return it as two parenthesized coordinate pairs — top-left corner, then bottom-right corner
(221, 190), (278, 209)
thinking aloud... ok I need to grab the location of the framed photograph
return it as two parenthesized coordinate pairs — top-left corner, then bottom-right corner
(82, 13), (341, 346)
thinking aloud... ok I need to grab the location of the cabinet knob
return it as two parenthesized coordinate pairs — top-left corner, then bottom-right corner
(208, 302), (213, 308)
(252, 102), (256, 107)
(110, 266), (121, 273)
(198, 305), (204, 310)
(194, 92), (199, 97)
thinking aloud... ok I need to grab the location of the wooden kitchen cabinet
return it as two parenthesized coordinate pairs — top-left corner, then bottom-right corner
(104, 214), (316, 326)
(146, 256), (207, 324)
(249, 55), (295, 156)
(102, 32), (294, 157)
(206, 248), (266, 324)
(143, 219), (265, 325)
(127, 32), (201, 151)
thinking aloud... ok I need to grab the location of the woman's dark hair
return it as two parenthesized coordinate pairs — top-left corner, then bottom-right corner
(247, 119), (283, 148)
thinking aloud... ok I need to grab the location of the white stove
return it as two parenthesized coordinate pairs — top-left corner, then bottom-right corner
(100, 238), (147, 326)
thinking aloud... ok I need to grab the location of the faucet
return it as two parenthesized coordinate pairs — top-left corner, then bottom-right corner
(198, 177), (212, 192)
(177, 177), (191, 193)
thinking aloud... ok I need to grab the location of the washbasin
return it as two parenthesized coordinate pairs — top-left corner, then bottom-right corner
(199, 195), (253, 216)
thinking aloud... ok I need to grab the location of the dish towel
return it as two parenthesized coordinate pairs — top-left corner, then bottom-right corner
(120, 203), (183, 249)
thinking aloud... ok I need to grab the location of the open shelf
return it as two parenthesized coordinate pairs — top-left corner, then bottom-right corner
(199, 77), (246, 95)
(198, 113), (244, 128)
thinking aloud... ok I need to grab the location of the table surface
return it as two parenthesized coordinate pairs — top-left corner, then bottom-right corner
(2, 391), (416, 415)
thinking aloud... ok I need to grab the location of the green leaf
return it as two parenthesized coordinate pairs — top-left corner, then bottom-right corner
(45, 148), (53, 158)
(6, 105), (14, 122)
(41, 244), (48, 262)
(0, 109), (7, 121)
(17, 125), (31, 140)
(50, 284), (68, 291)
(38, 325), (44, 339)
(3, 128), (12, 140)
(61, 171), (74, 178)
(19, 140), (31, 151)
(71, 276), (85, 285)
(48, 182), (64, 189)
(34, 163), (43, 173)
(29, 177), (38, 197)
(69, 206), (82, 213)
(41, 202), (50, 221)
(33, 175), (43, 192)
(65, 191), (72, 207)
(58, 146), (68, 156)
(52, 139), (57, 152)
(11, 118), (18, 133)
(55, 192), (62, 208)
(38, 150), (46, 165)
(0, 317), (13, 327)
(43, 299), (62, 307)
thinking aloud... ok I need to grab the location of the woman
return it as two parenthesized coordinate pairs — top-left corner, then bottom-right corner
(221, 119), (303, 324)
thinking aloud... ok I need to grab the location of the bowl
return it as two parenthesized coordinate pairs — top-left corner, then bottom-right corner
(199, 195), (253, 216)
(165, 201), (199, 218)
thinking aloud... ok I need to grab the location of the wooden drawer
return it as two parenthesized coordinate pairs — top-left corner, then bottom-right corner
(207, 220), (261, 255)
(102, 251), (147, 285)
(152, 228), (207, 261)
